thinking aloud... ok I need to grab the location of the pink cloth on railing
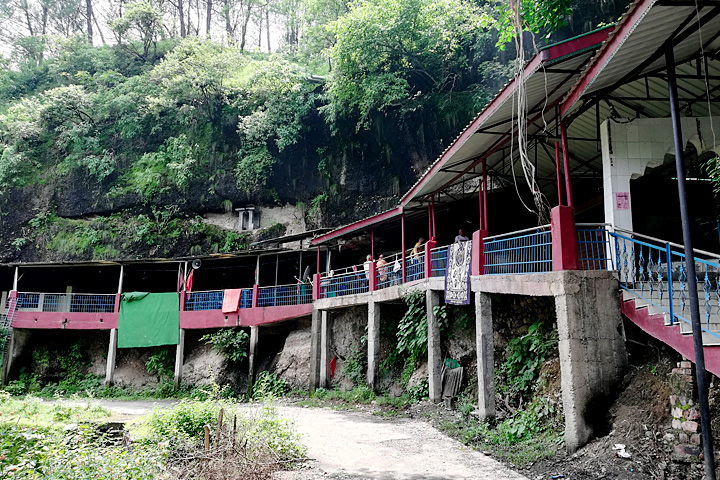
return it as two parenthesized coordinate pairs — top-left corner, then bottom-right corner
(222, 289), (242, 313)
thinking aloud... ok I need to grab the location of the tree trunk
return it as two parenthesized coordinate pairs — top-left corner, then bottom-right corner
(223, 0), (232, 43)
(265, 5), (270, 52)
(93, 11), (106, 44)
(179, 0), (186, 37)
(258, 6), (262, 49)
(239, 4), (253, 50)
(86, 0), (94, 44)
(205, 0), (212, 37)
(21, 0), (34, 36)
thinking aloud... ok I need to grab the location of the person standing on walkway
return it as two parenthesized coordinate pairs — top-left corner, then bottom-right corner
(377, 254), (388, 284)
(455, 229), (469, 242)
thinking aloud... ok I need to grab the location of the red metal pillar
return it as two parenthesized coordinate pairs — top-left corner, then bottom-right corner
(482, 160), (488, 231)
(427, 204), (432, 240)
(430, 195), (436, 241)
(371, 229), (375, 260)
(316, 246), (320, 274)
(478, 177), (484, 230)
(424, 238), (437, 279)
(560, 121), (573, 208)
(369, 261), (377, 291)
(555, 142), (563, 206)
(401, 211), (407, 284)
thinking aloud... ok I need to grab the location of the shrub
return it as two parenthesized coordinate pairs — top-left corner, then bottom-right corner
(252, 372), (289, 400)
(201, 328), (249, 363)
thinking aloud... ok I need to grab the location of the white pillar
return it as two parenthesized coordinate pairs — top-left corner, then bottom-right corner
(174, 329), (185, 388)
(319, 311), (331, 388)
(475, 292), (495, 419)
(367, 301), (380, 389)
(426, 290), (442, 403)
(105, 328), (118, 386)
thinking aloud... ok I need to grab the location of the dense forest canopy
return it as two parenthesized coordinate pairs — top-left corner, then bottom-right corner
(0, 0), (630, 262)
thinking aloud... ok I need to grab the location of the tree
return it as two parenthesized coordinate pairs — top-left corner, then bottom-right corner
(325, 0), (481, 129)
(110, 1), (163, 60)
(85, 0), (93, 43)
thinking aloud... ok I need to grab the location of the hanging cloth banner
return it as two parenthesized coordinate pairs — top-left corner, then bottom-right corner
(222, 289), (242, 313)
(444, 240), (473, 305)
(118, 292), (180, 348)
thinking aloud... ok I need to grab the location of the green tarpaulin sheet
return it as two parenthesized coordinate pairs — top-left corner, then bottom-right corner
(118, 292), (179, 348)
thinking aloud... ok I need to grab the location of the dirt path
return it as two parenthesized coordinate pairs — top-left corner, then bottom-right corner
(93, 400), (527, 480)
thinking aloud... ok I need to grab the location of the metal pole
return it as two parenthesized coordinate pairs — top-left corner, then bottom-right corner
(401, 212), (407, 284)
(117, 265), (124, 293)
(255, 255), (260, 284)
(560, 120), (574, 209)
(427, 204), (432, 240)
(316, 246), (320, 274)
(299, 250), (303, 282)
(478, 177), (484, 231)
(275, 254), (279, 286)
(371, 229), (375, 260)
(431, 195), (436, 240)
(12, 267), (18, 291)
(482, 160), (488, 230)
(666, 48), (716, 480)
(555, 142), (563, 206)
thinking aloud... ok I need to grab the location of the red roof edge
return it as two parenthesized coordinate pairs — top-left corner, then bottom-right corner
(560, 0), (652, 116)
(311, 207), (403, 245)
(400, 27), (613, 206)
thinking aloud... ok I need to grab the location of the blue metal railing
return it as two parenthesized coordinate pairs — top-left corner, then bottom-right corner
(406, 254), (425, 282)
(484, 226), (552, 274)
(185, 290), (224, 311)
(430, 246), (449, 278)
(611, 230), (720, 341)
(258, 284), (312, 307)
(577, 225), (611, 271)
(320, 268), (369, 298)
(185, 289), (254, 311)
(16, 293), (115, 313)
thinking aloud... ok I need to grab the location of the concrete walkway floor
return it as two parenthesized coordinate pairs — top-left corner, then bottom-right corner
(92, 400), (527, 480)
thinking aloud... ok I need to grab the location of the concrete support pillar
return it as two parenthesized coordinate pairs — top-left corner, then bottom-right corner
(105, 328), (118, 386)
(475, 292), (495, 420)
(367, 301), (380, 390)
(426, 289), (442, 403)
(248, 326), (259, 388)
(554, 272), (628, 453)
(174, 328), (185, 388)
(1, 328), (16, 385)
(309, 308), (322, 392)
(319, 311), (332, 388)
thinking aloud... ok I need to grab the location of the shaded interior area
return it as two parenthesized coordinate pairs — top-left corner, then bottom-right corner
(15, 265), (121, 294)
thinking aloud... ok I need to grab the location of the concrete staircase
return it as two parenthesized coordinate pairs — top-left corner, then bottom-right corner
(620, 288), (720, 377)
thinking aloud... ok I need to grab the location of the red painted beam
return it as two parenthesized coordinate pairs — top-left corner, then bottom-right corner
(241, 304), (313, 327)
(13, 311), (118, 329)
(180, 310), (239, 329)
(560, 1), (652, 116)
(622, 299), (720, 378)
(311, 207), (402, 246)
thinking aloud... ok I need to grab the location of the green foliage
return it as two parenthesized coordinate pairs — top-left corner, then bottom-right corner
(482, 0), (574, 48)
(110, 1), (164, 60)
(396, 290), (428, 360)
(235, 146), (276, 198)
(141, 399), (222, 440)
(325, 0), (484, 129)
(145, 347), (175, 379)
(343, 341), (367, 387)
(252, 372), (290, 399)
(201, 328), (250, 363)
(498, 320), (558, 399)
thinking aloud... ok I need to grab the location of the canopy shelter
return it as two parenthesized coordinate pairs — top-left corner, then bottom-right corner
(312, 26), (615, 252)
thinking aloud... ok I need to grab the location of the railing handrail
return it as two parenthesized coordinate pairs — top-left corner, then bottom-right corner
(16, 291), (116, 296)
(613, 227), (720, 260)
(258, 283), (309, 290)
(611, 232), (720, 267)
(484, 224), (551, 242)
